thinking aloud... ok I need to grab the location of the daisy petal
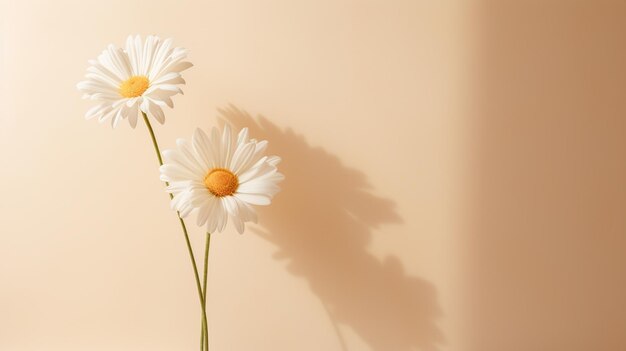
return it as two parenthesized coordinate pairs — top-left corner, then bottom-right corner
(79, 35), (190, 128)
(159, 125), (282, 233)
(234, 193), (271, 206)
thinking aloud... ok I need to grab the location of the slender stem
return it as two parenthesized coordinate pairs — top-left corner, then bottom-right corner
(142, 112), (166, 168)
(200, 232), (211, 350)
(201, 313), (205, 351)
(202, 232), (211, 305)
(141, 112), (209, 351)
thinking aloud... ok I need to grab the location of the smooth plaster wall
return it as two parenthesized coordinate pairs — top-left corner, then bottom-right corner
(466, 2), (626, 350)
(0, 1), (466, 350)
(2, 1), (625, 351)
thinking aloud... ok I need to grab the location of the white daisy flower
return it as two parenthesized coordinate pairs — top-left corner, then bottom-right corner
(77, 35), (192, 128)
(160, 125), (284, 234)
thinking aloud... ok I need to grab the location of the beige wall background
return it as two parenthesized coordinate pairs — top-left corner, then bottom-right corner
(467, 2), (626, 350)
(0, 1), (466, 350)
(1, 1), (624, 351)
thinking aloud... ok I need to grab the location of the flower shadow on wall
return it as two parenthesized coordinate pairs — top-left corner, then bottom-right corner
(219, 105), (443, 351)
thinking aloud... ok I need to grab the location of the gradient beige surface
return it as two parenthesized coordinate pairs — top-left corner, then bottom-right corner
(0, 1), (464, 350)
(466, 2), (626, 350)
(1, 1), (624, 351)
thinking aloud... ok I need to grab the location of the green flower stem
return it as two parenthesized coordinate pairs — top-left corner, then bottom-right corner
(200, 232), (211, 350)
(141, 112), (209, 351)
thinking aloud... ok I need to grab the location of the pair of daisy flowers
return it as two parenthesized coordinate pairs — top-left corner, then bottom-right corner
(77, 35), (283, 234)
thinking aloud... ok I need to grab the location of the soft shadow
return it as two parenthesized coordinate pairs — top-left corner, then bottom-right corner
(219, 105), (443, 351)
(468, 2), (626, 351)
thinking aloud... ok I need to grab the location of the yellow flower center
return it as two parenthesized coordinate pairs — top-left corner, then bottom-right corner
(204, 168), (239, 197)
(119, 76), (149, 98)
